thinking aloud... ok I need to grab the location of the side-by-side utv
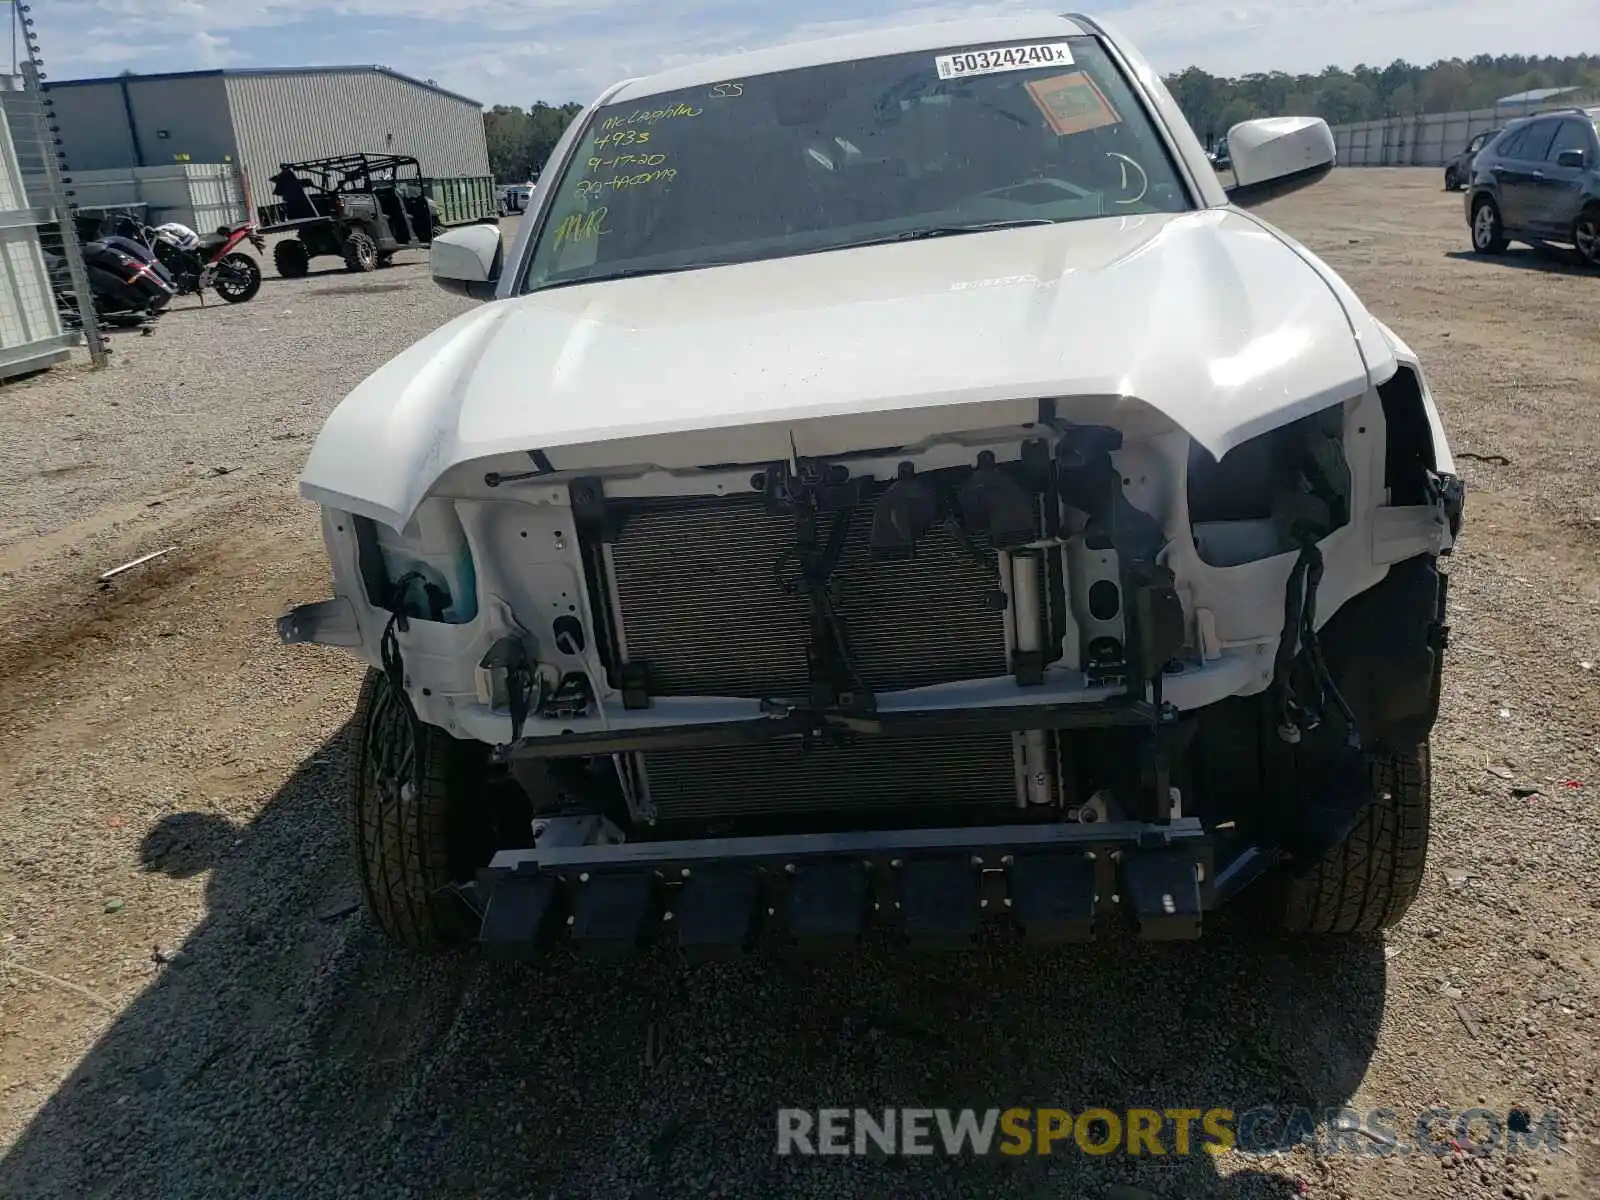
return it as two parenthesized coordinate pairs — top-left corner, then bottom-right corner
(258, 153), (442, 277)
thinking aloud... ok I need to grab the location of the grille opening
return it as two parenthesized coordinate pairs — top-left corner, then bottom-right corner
(601, 492), (1014, 698)
(637, 731), (1025, 832)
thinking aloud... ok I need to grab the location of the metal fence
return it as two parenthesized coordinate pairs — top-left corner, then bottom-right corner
(2, 4), (104, 381)
(1331, 95), (1598, 167)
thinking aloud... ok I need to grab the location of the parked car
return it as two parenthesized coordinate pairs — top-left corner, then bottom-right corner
(1444, 127), (1499, 191)
(1466, 108), (1600, 266)
(281, 13), (1461, 957)
(1207, 136), (1231, 171)
(501, 182), (535, 214)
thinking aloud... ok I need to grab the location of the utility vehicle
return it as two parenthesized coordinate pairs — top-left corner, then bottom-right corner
(260, 153), (440, 276)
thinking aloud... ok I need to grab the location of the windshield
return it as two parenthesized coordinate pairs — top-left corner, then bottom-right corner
(521, 35), (1190, 291)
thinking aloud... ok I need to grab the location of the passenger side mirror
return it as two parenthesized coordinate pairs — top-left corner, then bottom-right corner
(1557, 149), (1587, 169)
(431, 224), (503, 300)
(1224, 117), (1336, 209)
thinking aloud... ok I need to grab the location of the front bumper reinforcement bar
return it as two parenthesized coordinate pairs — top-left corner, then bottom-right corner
(476, 816), (1222, 957)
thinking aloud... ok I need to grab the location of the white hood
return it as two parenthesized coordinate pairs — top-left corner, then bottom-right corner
(301, 208), (1396, 529)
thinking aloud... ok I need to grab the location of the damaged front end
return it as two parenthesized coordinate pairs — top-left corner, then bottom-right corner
(281, 371), (1458, 954)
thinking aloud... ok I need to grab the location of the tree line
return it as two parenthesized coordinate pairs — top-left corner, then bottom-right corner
(1167, 54), (1600, 144)
(484, 53), (1600, 180)
(484, 102), (583, 183)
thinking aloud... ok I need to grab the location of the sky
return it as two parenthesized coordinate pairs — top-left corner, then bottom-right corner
(15, 0), (1600, 106)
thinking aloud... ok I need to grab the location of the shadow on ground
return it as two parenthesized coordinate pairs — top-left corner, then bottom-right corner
(257, 257), (429, 286)
(0, 726), (1386, 1199)
(1444, 246), (1596, 275)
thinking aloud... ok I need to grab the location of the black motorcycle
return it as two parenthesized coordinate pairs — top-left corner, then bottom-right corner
(46, 238), (177, 329)
(105, 216), (265, 304)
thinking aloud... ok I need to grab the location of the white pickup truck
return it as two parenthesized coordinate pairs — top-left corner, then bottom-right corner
(280, 12), (1461, 957)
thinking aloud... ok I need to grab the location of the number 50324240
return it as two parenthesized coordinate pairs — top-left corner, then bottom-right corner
(934, 42), (1073, 80)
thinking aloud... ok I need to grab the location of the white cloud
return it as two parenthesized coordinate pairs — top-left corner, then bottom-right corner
(1104, 0), (1600, 75)
(30, 0), (1600, 103)
(191, 29), (239, 68)
(63, 38), (162, 66)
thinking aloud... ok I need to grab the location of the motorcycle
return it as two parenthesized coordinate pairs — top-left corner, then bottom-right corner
(46, 237), (177, 329)
(106, 215), (266, 304)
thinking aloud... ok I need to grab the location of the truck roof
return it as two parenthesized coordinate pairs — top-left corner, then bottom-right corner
(608, 13), (1094, 103)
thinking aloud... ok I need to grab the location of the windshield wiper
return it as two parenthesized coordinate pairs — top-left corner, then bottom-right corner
(815, 219), (1059, 254)
(528, 264), (714, 293)
(891, 218), (1057, 241)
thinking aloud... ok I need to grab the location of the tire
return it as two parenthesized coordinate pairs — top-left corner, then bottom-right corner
(1470, 196), (1509, 254)
(343, 229), (379, 273)
(1443, 167), (1458, 191)
(212, 252), (261, 303)
(1276, 743), (1431, 935)
(1575, 207), (1600, 268)
(349, 669), (487, 950)
(273, 239), (310, 279)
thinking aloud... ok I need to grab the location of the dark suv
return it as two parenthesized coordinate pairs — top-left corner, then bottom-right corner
(1444, 127), (1498, 191)
(1466, 108), (1600, 266)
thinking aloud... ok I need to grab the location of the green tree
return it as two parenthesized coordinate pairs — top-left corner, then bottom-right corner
(1161, 52), (1600, 134)
(483, 101), (583, 182)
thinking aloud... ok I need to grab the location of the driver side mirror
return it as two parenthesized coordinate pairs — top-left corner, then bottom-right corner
(1557, 149), (1587, 169)
(431, 224), (503, 300)
(1224, 117), (1336, 209)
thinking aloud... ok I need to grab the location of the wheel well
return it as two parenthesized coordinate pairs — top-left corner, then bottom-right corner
(1469, 189), (1496, 212)
(1377, 364), (1436, 506)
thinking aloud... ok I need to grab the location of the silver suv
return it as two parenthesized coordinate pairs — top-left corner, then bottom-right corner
(1466, 107), (1600, 266)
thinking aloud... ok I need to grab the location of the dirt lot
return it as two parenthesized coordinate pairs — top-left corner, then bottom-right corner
(0, 173), (1597, 1200)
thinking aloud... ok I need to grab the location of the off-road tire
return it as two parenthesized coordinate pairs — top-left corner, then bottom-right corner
(1575, 206), (1600, 268)
(349, 669), (485, 950)
(213, 252), (262, 303)
(273, 239), (310, 278)
(1471, 196), (1509, 254)
(343, 229), (379, 273)
(1277, 743), (1431, 935)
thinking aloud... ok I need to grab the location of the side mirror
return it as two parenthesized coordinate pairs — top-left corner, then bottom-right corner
(1224, 116), (1336, 209)
(1557, 149), (1587, 169)
(431, 224), (503, 299)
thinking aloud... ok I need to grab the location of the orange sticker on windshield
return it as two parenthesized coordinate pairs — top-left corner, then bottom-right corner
(1025, 71), (1121, 137)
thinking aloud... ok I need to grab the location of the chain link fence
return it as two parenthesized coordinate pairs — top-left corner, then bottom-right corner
(2, 1), (105, 381)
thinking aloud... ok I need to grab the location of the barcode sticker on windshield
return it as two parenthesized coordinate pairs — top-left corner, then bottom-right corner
(934, 43), (1073, 80)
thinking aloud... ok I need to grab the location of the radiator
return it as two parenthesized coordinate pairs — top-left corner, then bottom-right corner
(606, 496), (1008, 699)
(601, 493), (1025, 822)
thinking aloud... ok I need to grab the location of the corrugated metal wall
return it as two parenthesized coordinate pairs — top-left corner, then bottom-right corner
(38, 81), (135, 171)
(45, 76), (234, 171)
(224, 70), (489, 200)
(68, 164), (246, 232)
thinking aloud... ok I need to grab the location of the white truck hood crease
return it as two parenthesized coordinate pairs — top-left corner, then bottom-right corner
(301, 209), (1387, 529)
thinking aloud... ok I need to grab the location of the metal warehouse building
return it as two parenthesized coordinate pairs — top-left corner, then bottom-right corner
(44, 65), (490, 204)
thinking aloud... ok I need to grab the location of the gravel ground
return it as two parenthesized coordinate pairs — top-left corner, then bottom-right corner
(0, 177), (1597, 1200)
